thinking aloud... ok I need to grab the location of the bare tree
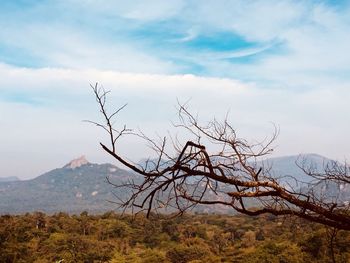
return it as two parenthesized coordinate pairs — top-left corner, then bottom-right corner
(90, 84), (350, 230)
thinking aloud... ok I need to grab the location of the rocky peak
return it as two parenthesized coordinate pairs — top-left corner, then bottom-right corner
(65, 155), (89, 169)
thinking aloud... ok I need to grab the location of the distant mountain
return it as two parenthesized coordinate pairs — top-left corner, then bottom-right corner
(0, 154), (348, 215)
(261, 154), (350, 201)
(0, 176), (20, 183)
(261, 153), (332, 186)
(0, 156), (137, 214)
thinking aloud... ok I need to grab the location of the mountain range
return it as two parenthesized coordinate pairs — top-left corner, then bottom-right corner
(0, 156), (136, 214)
(0, 154), (347, 214)
(0, 176), (20, 183)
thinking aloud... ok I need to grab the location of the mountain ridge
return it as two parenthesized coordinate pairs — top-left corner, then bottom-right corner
(0, 158), (137, 214)
(0, 176), (20, 183)
(0, 153), (347, 214)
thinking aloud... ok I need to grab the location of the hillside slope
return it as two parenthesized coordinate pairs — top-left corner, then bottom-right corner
(0, 154), (347, 214)
(0, 156), (137, 214)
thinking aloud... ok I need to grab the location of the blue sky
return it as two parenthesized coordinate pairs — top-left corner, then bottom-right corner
(0, 0), (350, 179)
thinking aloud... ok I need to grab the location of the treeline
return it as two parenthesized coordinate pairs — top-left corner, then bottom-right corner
(0, 211), (349, 262)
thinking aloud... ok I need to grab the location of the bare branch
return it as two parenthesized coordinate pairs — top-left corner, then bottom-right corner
(90, 84), (350, 230)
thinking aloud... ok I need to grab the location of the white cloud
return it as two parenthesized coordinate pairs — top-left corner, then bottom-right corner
(0, 22), (177, 73)
(62, 0), (185, 22)
(1, 1), (350, 180)
(174, 0), (306, 42)
(1, 65), (350, 179)
(1, 1), (349, 86)
(176, 1), (350, 92)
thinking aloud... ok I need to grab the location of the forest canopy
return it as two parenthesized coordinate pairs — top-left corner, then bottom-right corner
(1, 212), (349, 262)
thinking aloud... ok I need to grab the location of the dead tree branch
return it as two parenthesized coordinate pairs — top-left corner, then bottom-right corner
(90, 84), (350, 230)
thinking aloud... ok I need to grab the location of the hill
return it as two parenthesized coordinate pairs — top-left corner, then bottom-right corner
(0, 154), (347, 214)
(261, 153), (331, 185)
(0, 176), (20, 183)
(0, 156), (137, 214)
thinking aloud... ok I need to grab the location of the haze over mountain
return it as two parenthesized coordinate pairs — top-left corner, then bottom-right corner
(0, 154), (347, 214)
(0, 176), (20, 183)
(261, 153), (331, 185)
(0, 156), (137, 214)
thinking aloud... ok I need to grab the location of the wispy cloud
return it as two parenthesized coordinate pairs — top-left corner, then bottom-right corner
(1, 1), (349, 83)
(1, 66), (350, 179)
(1, 1), (350, 178)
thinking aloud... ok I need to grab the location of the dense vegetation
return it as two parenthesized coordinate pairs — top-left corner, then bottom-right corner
(1, 212), (349, 263)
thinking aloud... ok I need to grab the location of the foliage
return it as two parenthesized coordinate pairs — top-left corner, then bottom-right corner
(0, 212), (349, 262)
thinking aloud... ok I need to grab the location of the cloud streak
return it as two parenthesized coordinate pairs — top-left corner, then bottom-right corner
(1, 1), (349, 83)
(0, 1), (350, 178)
(0, 65), (349, 179)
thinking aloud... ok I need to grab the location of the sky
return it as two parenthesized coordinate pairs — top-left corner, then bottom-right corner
(1, 0), (350, 179)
